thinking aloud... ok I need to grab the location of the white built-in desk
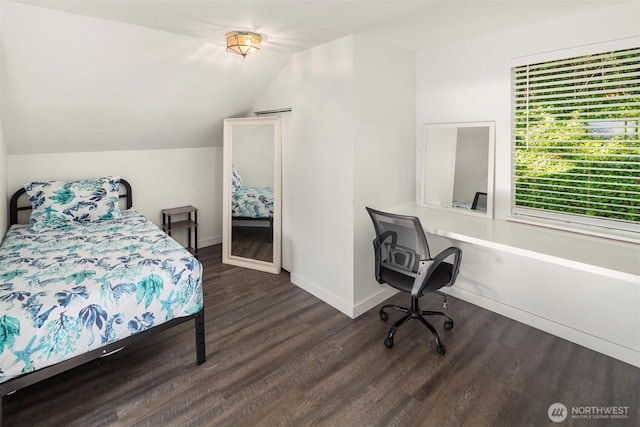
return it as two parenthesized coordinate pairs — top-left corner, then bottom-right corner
(387, 203), (640, 367)
(390, 203), (639, 282)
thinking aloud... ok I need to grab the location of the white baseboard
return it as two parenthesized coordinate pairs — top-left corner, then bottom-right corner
(199, 235), (222, 248)
(445, 280), (640, 368)
(290, 273), (397, 319)
(352, 287), (398, 318)
(286, 269), (639, 367)
(290, 273), (354, 318)
(291, 273), (640, 367)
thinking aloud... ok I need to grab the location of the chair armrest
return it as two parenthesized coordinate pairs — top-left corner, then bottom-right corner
(433, 246), (462, 285)
(411, 246), (462, 298)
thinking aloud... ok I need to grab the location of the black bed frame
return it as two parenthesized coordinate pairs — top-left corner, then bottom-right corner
(0, 179), (206, 427)
(232, 215), (274, 241)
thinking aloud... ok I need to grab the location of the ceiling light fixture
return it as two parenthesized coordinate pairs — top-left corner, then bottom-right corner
(226, 31), (262, 58)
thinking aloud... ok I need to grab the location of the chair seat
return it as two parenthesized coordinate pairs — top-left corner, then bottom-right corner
(380, 262), (453, 295)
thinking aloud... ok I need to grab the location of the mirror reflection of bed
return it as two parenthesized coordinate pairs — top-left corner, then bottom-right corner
(223, 116), (282, 274)
(230, 164), (274, 263)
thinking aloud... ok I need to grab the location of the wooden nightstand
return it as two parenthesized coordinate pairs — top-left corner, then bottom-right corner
(162, 205), (198, 257)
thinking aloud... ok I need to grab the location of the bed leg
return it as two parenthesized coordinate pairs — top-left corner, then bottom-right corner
(1, 394), (4, 427)
(195, 310), (206, 365)
(269, 217), (273, 243)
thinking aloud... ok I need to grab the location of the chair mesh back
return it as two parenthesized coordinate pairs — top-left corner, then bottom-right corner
(472, 192), (487, 211)
(367, 208), (430, 275)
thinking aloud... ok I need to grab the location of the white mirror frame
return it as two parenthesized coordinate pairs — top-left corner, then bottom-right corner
(222, 117), (282, 274)
(418, 121), (495, 219)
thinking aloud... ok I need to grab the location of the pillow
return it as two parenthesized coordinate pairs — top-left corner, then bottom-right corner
(25, 176), (122, 232)
(231, 165), (243, 190)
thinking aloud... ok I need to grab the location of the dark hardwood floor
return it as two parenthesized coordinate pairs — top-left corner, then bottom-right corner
(231, 226), (273, 262)
(4, 245), (639, 426)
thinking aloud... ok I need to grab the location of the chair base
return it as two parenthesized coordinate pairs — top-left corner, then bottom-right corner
(380, 301), (453, 355)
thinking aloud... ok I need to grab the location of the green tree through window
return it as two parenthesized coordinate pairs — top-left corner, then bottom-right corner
(512, 47), (640, 231)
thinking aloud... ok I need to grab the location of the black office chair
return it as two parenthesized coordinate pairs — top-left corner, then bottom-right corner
(471, 192), (487, 211)
(366, 207), (462, 355)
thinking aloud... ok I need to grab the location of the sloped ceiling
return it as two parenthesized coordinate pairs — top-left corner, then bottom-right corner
(1, 0), (628, 154)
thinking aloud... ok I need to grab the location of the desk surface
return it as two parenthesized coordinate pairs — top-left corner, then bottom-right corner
(388, 204), (639, 280)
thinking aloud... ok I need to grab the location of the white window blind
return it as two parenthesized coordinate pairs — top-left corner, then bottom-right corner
(512, 46), (640, 232)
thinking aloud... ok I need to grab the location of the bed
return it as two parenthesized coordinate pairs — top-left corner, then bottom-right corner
(231, 166), (274, 234)
(0, 177), (205, 425)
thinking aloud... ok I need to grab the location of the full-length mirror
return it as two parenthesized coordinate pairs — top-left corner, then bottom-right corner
(223, 117), (281, 273)
(419, 121), (495, 218)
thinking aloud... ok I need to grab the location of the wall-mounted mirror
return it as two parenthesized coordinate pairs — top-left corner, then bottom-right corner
(419, 121), (495, 218)
(223, 117), (281, 274)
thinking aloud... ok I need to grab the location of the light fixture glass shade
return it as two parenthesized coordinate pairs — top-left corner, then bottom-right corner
(226, 31), (262, 58)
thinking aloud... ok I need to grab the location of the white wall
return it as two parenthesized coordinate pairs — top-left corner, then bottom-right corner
(423, 127), (457, 206)
(416, 1), (640, 365)
(352, 34), (416, 311)
(253, 36), (356, 313)
(231, 124), (275, 188)
(1, 1), (290, 154)
(253, 35), (415, 317)
(8, 147), (223, 248)
(453, 127), (489, 204)
(417, 1), (640, 220)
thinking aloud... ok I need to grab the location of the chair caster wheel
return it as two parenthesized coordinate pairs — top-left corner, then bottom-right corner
(436, 345), (446, 355)
(444, 320), (454, 331)
(384, 338), (393, 348)
(379, 311), (388, 321)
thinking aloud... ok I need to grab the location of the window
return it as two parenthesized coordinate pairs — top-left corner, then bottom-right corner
(512, 46), (640, 233)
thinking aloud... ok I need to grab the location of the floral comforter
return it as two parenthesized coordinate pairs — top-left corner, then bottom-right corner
(0, 210), (203, 383)
(232, 186), (273, 219)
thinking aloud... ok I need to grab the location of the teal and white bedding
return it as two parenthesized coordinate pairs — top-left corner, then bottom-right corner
(0, 210), (203, 384)
(232, 186), (274, 219)
(231, 165), (273, 219)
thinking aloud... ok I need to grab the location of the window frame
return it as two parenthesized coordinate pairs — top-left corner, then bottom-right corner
(510, 38), (640, 237)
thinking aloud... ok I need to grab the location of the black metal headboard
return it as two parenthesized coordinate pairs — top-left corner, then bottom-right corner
(9, 178), (132, 227)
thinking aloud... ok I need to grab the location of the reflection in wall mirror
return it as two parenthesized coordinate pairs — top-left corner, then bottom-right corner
(223, 117), (281, 274)
(419, 121), (495, 218)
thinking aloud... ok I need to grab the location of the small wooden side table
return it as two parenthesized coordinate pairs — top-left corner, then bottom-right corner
(162, 205), (198, 257)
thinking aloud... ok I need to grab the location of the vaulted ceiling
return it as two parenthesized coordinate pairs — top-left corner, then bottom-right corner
(2, 0), (628, 154)
(16, 0), (629, 54)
